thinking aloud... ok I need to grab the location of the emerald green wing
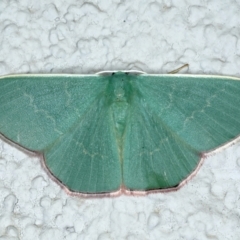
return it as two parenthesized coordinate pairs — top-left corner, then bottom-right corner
(123, 75), (240, 191)
(0, 75), (121, 193)
(2, 73), (240, 194)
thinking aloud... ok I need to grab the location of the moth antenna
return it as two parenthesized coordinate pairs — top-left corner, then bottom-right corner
(168, 63), (189, 74)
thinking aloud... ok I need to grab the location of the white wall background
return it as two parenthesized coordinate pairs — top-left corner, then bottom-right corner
(1, 0), (240, 239)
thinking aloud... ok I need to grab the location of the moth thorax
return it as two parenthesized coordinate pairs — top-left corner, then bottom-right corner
(114, 87), (125, 100)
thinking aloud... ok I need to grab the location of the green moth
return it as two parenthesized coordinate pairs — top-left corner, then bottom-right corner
(0, 71), (240, 196)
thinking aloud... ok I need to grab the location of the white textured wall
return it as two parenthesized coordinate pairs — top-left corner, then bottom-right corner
(1, 0), (240, 239)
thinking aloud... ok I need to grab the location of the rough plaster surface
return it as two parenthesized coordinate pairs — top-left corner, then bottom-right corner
(1, 0), (240, 239)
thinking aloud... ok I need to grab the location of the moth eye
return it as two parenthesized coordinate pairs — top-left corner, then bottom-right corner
(95, 71), (116, 76)
(125, 70), (146, 75)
